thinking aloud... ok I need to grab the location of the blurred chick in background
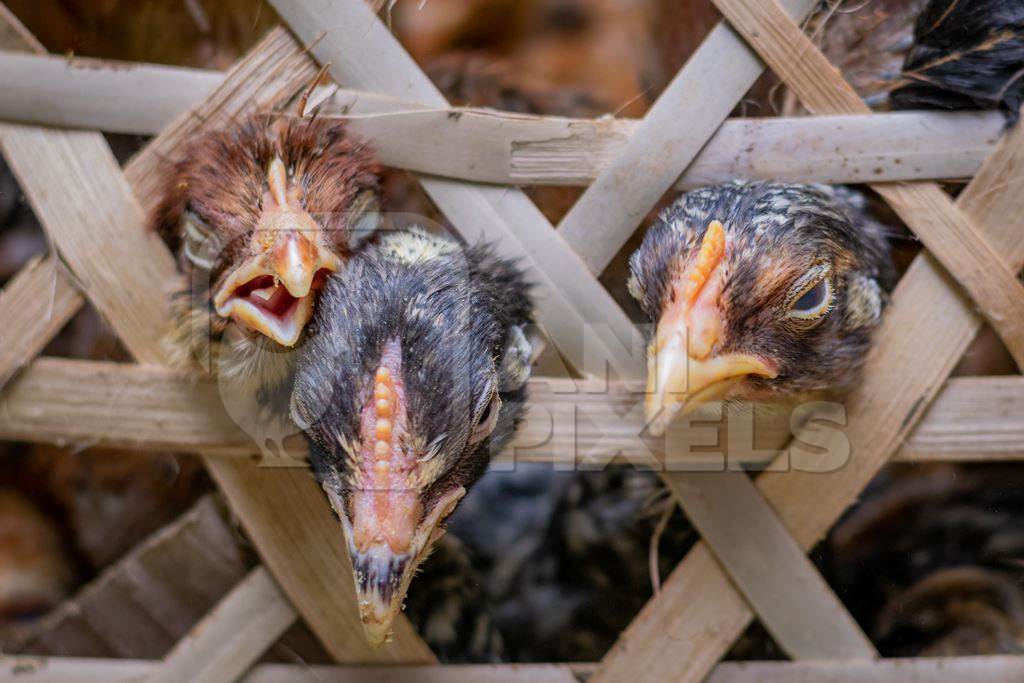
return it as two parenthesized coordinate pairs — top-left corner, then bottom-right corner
(816, 0), (1024, 118)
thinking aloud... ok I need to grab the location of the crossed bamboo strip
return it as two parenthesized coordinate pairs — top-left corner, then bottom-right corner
(2, 359), (1018, 464)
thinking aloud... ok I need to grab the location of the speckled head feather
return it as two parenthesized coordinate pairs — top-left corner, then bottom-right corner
(291, 228), (533, 644)
(157, 114), (381, 279)
(629, 181), (894, 423)
(156, 114), (382, 368)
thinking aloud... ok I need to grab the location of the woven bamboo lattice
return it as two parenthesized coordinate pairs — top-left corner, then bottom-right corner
(1, 0), (1023, 681)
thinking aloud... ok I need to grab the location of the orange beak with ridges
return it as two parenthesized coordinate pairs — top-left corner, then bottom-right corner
(645, 220), (777, 436)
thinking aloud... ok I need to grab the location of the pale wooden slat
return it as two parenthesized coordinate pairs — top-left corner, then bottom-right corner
(0, 126), (178, 364)
(707, 657), (1024, 683)
(146, 567), (296, 683)
(712, 0), (1024, 370)
(589, 92), (1024, 683)
(664, 472), (876, 660)
(4, 496), (251, 659)
(6, 359), (1015, 466)
(269, 0), (642, 379)
(0, 13), (433, 663)
(6, 656), (1024, 683)
(0, 256), (82, 388)
(0, 2), (87, 392)
(0, 51), (222, 135)
(555, 0), (819, 274)
(0, 51), (1002, 189)
(0, 358), (253, 455)
(0, 0), (178, 364)
(0, 3), (41, 52)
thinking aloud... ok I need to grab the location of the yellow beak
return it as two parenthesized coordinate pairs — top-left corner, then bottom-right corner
(644, 319), (777, 436)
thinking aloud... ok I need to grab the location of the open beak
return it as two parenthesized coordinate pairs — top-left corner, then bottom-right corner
(327, 486), (466, 645)
(212, 156), (343, 346)
(213, 227), (341, 347)
(644, 220), (777, 436)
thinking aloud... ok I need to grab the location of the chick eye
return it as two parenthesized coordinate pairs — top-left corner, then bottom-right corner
(468, 387), (501, 445)
(787, 266), (834, 322)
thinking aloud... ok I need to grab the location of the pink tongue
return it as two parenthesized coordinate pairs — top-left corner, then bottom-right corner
(248, 284), (296, 317)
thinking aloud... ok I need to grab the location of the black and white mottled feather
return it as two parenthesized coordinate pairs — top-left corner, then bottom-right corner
(629, 180), (895, 398)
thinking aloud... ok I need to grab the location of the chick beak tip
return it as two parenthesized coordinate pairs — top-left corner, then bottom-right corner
(272, 233), (318, 299)
(342, 487), (467, 646)
(351, 543), (411, 646)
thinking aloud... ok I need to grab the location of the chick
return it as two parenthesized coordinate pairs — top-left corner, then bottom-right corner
(158, 115), (380, 354)
(890, 0), (1024, 120)
(817, 0), (1024, 119)
(629, 181), (894, 434)
(290, 228), (533, 645)
(156, 116), (380, 449)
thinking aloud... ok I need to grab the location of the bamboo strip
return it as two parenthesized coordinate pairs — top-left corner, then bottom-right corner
(0, 52), (222, 135)
(712, 0), (1024, 369)
(0, 6), (88, 392)
(0, 125), (179, 363)
(665, 471), (877, 660)
(0, 256), (82, 389)
(556, 0), (820, 274)
(5, 359), (1013, 465)
(0, 4), (40, 52)
(5, 655), (1024, 683)
(146, 567), (297, 683)
(0, 52), (1002, 188)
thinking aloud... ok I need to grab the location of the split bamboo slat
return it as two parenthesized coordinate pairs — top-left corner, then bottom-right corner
(0, 256), (82, 388)
(145, 567), (297, 683)
(2, 359), (1018, 464)
(0, 12), (87, 393)
(6, 654), (1024, 683)
(0, 51), (1004, 190)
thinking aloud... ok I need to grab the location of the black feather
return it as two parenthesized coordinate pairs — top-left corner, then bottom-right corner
(891, 0), (1024, 122)
(292, 229), (534, 514)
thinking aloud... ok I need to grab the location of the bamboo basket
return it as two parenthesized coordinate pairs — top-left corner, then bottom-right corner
(0, 0), (1023, 680)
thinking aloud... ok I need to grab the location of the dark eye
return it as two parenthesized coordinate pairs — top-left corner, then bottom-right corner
(468, 387), (501, 445)
(787, 269), (833, 321)
(794, 280), (827, 311)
